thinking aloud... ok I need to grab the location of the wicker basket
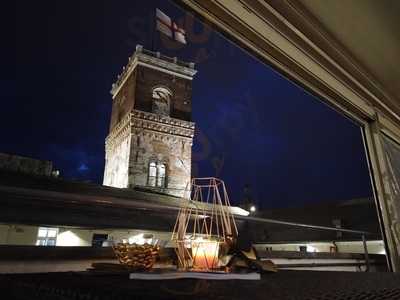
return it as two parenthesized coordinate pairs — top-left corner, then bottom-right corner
(113, 243), (160, 270)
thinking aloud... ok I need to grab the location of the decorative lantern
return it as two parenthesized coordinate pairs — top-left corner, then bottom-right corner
(171, 177), (238, 272)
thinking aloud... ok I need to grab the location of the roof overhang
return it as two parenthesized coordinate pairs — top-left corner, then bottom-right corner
(176, 0), (400, 128)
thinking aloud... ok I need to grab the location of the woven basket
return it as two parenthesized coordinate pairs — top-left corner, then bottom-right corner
(113, 243), (160, 270)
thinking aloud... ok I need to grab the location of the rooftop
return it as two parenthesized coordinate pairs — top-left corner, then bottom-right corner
(0, 170), (248, 230)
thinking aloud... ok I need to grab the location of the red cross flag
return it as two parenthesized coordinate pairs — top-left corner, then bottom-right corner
(156, 8), (187, 44)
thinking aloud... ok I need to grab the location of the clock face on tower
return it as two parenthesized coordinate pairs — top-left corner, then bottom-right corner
(152, 87), (172, 116)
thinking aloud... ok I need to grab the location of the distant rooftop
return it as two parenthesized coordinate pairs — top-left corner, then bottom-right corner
(0, 169), (248, 230)
(0, 153), (56, 178)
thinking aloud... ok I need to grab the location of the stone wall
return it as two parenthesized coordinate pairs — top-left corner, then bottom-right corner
(103, 114), (132, 188)
(104, 110), (194, 197)
(134, 65), (192, 121)
(128, 128), (192, 197)
(109, 70), (137, 131)
(103, 136), (131, 188)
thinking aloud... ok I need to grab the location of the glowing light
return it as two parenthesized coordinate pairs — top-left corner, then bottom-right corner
(56, 230), (87, 246)
(250, 205), (256, 212)
(192, 238), (219, 270)
(196, 214), (209, 219)
(306, 245), (317, 253)
(128, 233), (153, 245)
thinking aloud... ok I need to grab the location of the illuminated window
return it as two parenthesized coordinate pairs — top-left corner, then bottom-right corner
(36, 227), (58, 246)
(148, 162), (157, 187)
(157, 163), (166, 187)
(147, 161), (167, 188)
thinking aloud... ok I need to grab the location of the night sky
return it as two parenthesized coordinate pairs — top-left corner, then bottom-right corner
(12, 1), (373, 208)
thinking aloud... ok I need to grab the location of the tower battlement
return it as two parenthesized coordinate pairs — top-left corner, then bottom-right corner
(111, 45), (197, 97)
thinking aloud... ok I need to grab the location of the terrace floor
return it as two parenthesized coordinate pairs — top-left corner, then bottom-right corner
(1, 270), (399, 300)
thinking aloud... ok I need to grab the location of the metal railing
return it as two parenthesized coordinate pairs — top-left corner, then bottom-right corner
(139, 46), (195, 69)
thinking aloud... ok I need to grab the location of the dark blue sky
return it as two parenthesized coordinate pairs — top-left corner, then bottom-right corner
(11, 0), (373, 208)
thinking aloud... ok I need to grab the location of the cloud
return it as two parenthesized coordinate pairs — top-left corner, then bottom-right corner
(78, 162), (89, 172)
(43, 143), (104, 182)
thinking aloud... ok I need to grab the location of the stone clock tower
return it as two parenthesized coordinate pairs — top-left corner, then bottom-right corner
(103, 45), (196, 197)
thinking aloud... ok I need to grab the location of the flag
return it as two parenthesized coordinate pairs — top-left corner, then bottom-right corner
(156, 8), (187, 44)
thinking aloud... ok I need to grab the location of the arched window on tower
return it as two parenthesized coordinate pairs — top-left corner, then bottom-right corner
(148, 162), (157, 187)
(152, 87), (172, 116)
(157, 163), (166, 187)
(147, 161), (167, 188)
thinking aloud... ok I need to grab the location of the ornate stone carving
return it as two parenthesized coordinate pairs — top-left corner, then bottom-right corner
(104, 109), (194, 197)
(152, 86), (172, 116)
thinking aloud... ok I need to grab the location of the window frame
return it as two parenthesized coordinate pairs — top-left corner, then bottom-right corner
(36, 227), (58, 246)
(156, 163), (166, 188)
(177, 0), (400, 271)
(147, 161), (167, 188)
(147, 161), (157, 187)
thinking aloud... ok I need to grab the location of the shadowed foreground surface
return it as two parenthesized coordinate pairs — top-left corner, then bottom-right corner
(1, 271), (400, 300)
